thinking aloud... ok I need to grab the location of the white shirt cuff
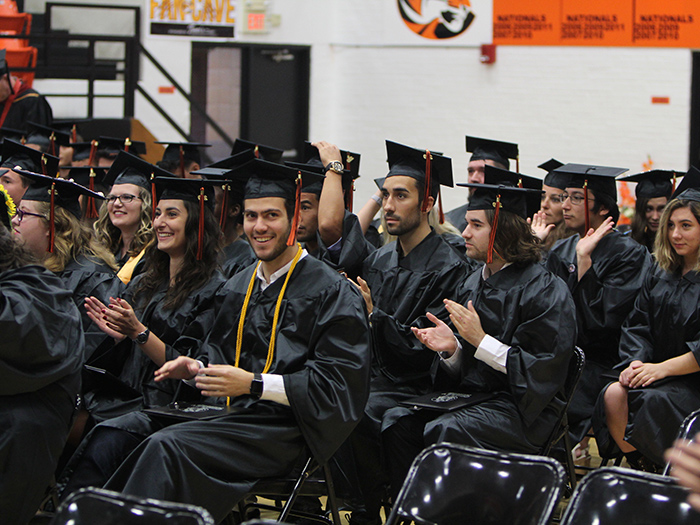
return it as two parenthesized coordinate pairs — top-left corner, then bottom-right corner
(474, 334), (509, 374)
(261, 373), (290, 406)
(439, 336), (462, 376)
(182, 360), (206, 387)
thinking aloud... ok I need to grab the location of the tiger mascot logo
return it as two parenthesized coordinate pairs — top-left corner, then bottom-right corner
(398, 0), (475, 39)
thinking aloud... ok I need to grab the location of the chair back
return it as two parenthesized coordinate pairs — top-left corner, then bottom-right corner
(663, 409), (700, 475)
(561, 467), (700, 525)
(50, 487), (215, 525)
(386, 443), (566, 525)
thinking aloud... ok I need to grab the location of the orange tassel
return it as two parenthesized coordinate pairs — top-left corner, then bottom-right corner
(48, 183), (56, 253)
(422, 150), (432, 213)
(487, 195), (501, 264)
(287, 173), (302, 246)
(583, 180), (590, 233)
(124, 137), (131, 154)
(672, 172), (677, 194)
(88, 140), (98, 166)
(197, 187), (205, 260)
(71, 125), (77, 143)
(438, 188), (445, 224)
(151, 175), (157, 220)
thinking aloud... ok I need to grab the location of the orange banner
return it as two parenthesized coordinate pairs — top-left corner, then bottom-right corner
(494, 0), (700, 47)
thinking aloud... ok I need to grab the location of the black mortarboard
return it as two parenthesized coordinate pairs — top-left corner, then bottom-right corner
(189, 165), (246, 230)
(207, 149), (257, 171)
(52, 119), (92, 143)
(284, 159), (324, 196)
(374, 177), (385, 191)
(671, 166), (700, 202)
(155, 141), (211, 177)
(233, 158), (323, 246)
(0, 127), (26, 144)
(466, 136), (519, 171)
(66, 166), (109, 219)
(538, 158), (568, 190)
(104, 150), (170, 191)
(70, 142), (95, 163)
(618, 169), (680, 200)
(231, 138), (284, 164)
(459, 165), (543, 263)
(26, 122), (70, 156)
(385, 140), (452, 220)
(97, 136), (147, 157)
(554, 163), (628, 231)
(1, 139), (60, 176)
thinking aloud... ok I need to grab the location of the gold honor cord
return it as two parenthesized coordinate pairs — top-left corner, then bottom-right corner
(234, 243), (304, 373)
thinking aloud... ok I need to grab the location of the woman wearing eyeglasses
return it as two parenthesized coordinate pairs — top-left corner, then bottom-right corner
(594, 184), (700, 470)
(93, 154), (162, 285)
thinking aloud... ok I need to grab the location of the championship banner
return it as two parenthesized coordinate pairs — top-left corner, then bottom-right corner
(493, 0), (700, 48)
(149, 0), (236, 38)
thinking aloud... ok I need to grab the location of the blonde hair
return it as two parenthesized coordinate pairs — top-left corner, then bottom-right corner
(94, 185), (153, 257)
(35, 202), (119, 273)
(654, 198), (700, 274)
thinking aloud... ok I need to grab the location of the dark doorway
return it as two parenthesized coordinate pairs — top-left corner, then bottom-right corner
(690, 51), (700, 168)
(191, 42), (310, 163)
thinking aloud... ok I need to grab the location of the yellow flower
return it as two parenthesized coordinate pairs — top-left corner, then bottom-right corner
(0, 182), (16, 218)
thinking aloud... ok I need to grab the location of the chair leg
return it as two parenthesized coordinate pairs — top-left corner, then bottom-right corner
(323, 463), (342, 525)
(278, 457), (314, 522)
(562, 425), (577, 491)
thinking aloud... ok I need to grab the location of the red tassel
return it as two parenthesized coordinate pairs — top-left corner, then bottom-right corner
(197, 187), (205, 260)
(287, 172), (302, 246)
(422, 150), (432, 213)
(438, 188), (445, 224)
(41, 155), (48, 177)
(219, 183), (229, 230)
(179, 145), (185, 178)
(518, 177), (523, 189)
(151, 176), (157, 220)
(86, 168), (99, 219)
(71, 125), (77, 143)
(48, 132), (56, 157)
(487, 195), (501, 264)
(672, 172), (677, 194)
(516, 157), (520, 173)
(88, 140), (98, 166)
(347, 180), (354, 213)
(124, 138), (131, 154)
(583, 180), (590, 233)
(254, 145), (260, 159)
(48, 183), (56, 253)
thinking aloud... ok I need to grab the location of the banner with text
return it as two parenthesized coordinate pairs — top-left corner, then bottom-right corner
(149, 0), (236, 38)
(493, 0), (700, 47)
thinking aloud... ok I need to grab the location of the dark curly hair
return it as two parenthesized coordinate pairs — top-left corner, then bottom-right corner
(131, 199), (222, 311)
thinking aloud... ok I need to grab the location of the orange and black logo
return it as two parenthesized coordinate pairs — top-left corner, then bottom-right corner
(398, 0), (475, 40)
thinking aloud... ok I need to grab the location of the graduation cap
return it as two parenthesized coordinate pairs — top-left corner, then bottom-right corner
(17, 169), (104, 252)
(618, 169), (680, 200)
(1, 139), (60, 177)
(284, 159), (325, 196)
(97, 136), (147, 157)
(68, 166), (109, 219)
(231, 138), (284, 164)
(52, 119), (92, 143)
(26, 122), (70, 156)
(466, 135), (519, 172)
(105, 151), (171, 218)
(553, 163), (628, 231)
(155, 141), (211, 177)
(0, 127), (26, 144)
(538, 158), (567, 190)
(385, 140), (452, 222)
(232, 158), (324, 246)
(0, 181), (15, 230)
(187, 165), (246, 231)
(374, 177), (385, 191)
(459, 165), (543, 263)
(70, 141), (99, 163)
(671, 166), (700, 202)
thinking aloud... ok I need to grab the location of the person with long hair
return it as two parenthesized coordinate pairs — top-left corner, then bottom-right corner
(621, 169), (678, 252)
(594, 183), (700, 470)
(94, 151), (170, 284)
(77, 176), (226, 432)
(0, 191), (83, 524)
(10, 170), (124, 360)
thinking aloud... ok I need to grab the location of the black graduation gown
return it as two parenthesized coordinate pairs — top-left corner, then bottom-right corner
(220, 237), (256, 279)
(57, 255), (125, 361)
(83, 271), (226, 423)
(592, 266), (700, 464)
(314, 210), (377, 280)
(0, 265), (82, 525)
(550, 230), (652, 437)
(0, 86), (53, 132)
(98, 256), (370, 522)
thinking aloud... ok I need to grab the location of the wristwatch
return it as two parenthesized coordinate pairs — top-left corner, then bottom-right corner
(250, 372), (264, 399)
(132, 328), (150, 345)
(324, 161), (343, 175)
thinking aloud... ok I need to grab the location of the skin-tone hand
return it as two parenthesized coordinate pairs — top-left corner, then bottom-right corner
(84, 296), (126, 342)
(311, 141), (342, 167)
(154, 355), (201, 382)
(618, 360), (643, 387)
(627, 361), (670, 388)
(351, 276), (373, 314)
(529, 210), (555, 242)
(411, 312), (458, 355)
(665, 435), (700, 512)
(576, 216), (614, 280)
(444, 299), (486, 348)
(99, 297), (147, 340)
(194, 365), (254, 397)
